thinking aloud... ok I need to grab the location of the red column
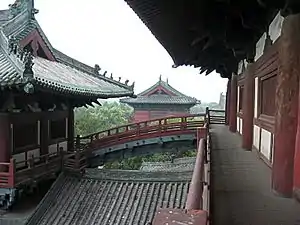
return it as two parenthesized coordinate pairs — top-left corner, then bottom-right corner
(273, 14), (300, 197)
(229, 74), (237, 132)
(293, 14), (300, 200)
(225, 79), (231, 125)
(0, 114), (10, 170)
(242, 64), (255, 150)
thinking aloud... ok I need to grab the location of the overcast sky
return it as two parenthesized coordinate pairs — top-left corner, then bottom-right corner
(0, 0), (227, 103)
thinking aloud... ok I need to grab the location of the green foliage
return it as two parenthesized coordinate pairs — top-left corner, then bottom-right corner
(104, 149), (197, 170)
(74, 101), (133, 136)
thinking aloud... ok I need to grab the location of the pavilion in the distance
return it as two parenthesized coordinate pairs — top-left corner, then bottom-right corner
(120, 76), (199, 122)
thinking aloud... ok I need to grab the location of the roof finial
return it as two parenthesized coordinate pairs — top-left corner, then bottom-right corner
(159, 74), (162, 82)
(166, 78), (169, 84)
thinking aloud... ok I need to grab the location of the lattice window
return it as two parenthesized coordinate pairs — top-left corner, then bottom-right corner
(261, 75), (277, 116)
(49, 119), (66, 140)
(14, 122), (38, 150)
(239, 86), (244, 112)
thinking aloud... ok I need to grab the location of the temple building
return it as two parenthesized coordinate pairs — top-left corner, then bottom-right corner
(120, 76), (199, 122)
(0, 0), (134, 205)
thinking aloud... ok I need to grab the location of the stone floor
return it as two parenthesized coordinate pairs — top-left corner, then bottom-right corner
(211, 125), (300, 225)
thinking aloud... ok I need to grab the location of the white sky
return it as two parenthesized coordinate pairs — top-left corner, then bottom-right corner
(0, 0), (228, 103)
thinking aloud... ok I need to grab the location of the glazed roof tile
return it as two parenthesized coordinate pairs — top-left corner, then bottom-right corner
(26, 171), (191, 225)
(0, 5), (134, 98)
(121, 80), (198, 105)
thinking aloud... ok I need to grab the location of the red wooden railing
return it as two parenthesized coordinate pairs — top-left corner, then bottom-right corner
(0, 159), (15, 188)
(152, 126), (211, 225)
(78, 114), (206, 150)
(0, 111), (222, 191)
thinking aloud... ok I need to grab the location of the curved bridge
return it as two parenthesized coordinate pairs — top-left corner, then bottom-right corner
(77, 114), (207, 165)
(0, 110), (225, 209)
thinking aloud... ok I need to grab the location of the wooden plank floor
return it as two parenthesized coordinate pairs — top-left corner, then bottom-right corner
(210, 125), (300, 225)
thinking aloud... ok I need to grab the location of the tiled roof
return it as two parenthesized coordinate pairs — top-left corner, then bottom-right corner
(140, 157), (196, 172)
(0, 6), (134, 98)
(25, 170), (191, 225)
(121, 80), (198, 105)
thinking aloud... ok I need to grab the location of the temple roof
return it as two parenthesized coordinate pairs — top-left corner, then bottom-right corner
(0, 1), (134, 99)
(120, 76), (198, 106)
(124, 0), (300, 78)
(26, 170), (191, 225)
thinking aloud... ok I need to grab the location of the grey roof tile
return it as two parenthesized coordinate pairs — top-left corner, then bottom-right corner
(121, 80), (197, 105)
(25, 171), (191, 225)
(0, 9), (134, 98)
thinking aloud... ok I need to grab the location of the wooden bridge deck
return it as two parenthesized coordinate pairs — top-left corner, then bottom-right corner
(211, 125), (300, 225)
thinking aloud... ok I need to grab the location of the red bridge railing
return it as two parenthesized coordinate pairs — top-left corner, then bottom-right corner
(78, 114), (206, 150)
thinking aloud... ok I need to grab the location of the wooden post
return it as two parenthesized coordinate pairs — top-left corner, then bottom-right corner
(291, 14), (300, 200)
(75, 135), (80, 149)
(67, 108), (75, 151)
(242, 63), (255, 150)
(229, 74), (238, 132)
(0, 114), (10, 171)
(273, 14), (300, 197)
(40, 116), (49, 156)
(8, 158), (15, 188)
(225, 79), (231, 125)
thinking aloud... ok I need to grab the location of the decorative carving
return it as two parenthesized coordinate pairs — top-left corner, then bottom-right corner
(264, 33), (273, 53)
(118, 77), (121, 82)
(110, 73), (113, 79)
(130, 82), (135, 89)
(103, 71), (107, 77)
(94, 64), (101, 75)
(125, 80), (129, 85)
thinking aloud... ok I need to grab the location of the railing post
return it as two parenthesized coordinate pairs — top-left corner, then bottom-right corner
(76, 135), (81, 149)
(136, 123), (140, 136)
(59, 147), (65, 171)
(8, 158), (15, 188)
(75, 151), (80, 171)
(205, 107), (210, 128)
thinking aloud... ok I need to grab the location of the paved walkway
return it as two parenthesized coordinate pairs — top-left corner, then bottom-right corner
(211, 125), (300, 225)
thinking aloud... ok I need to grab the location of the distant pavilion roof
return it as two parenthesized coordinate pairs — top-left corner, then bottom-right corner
(120, 76), (199, 106)
(0, 1), (134, 102)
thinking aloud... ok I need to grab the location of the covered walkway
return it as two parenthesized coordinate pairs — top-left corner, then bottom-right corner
(211, 125), (300, 225)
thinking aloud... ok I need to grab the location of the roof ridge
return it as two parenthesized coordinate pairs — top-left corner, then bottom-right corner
(0, 29), (25, 75)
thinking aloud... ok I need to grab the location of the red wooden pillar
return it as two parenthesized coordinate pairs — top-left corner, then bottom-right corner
(225, 79), (231, 125)
(229, 74), (237, 132)
(68, 107), (75, 151)
(0, 114), (10, 169)
(242, 63), (255, 150)
(293, 14), (300, 200)
(273, 14), (300, 197)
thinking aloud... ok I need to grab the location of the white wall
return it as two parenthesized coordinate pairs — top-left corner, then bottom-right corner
(254, 77), (259, 118)
(253, 125), (274, 163)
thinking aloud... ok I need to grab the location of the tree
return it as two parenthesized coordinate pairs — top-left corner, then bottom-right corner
(74, 101), (133, 136)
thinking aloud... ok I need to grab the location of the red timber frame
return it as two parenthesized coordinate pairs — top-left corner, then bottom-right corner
(19, 29), (56, 61)
(233, 13), (300, 198)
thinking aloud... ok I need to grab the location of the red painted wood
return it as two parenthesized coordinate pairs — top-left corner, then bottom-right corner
(242, 63), (255, 150)
(132, 110), (150, 122)
(293, 14), (300, 197)
(273, 14), (300, 197)
(143, 84), (177, 96)
(229, 74), (238, 132)
(19, 29), (56, 61)
(186, 138), (206, 210)
(0, 114), (11, 171)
